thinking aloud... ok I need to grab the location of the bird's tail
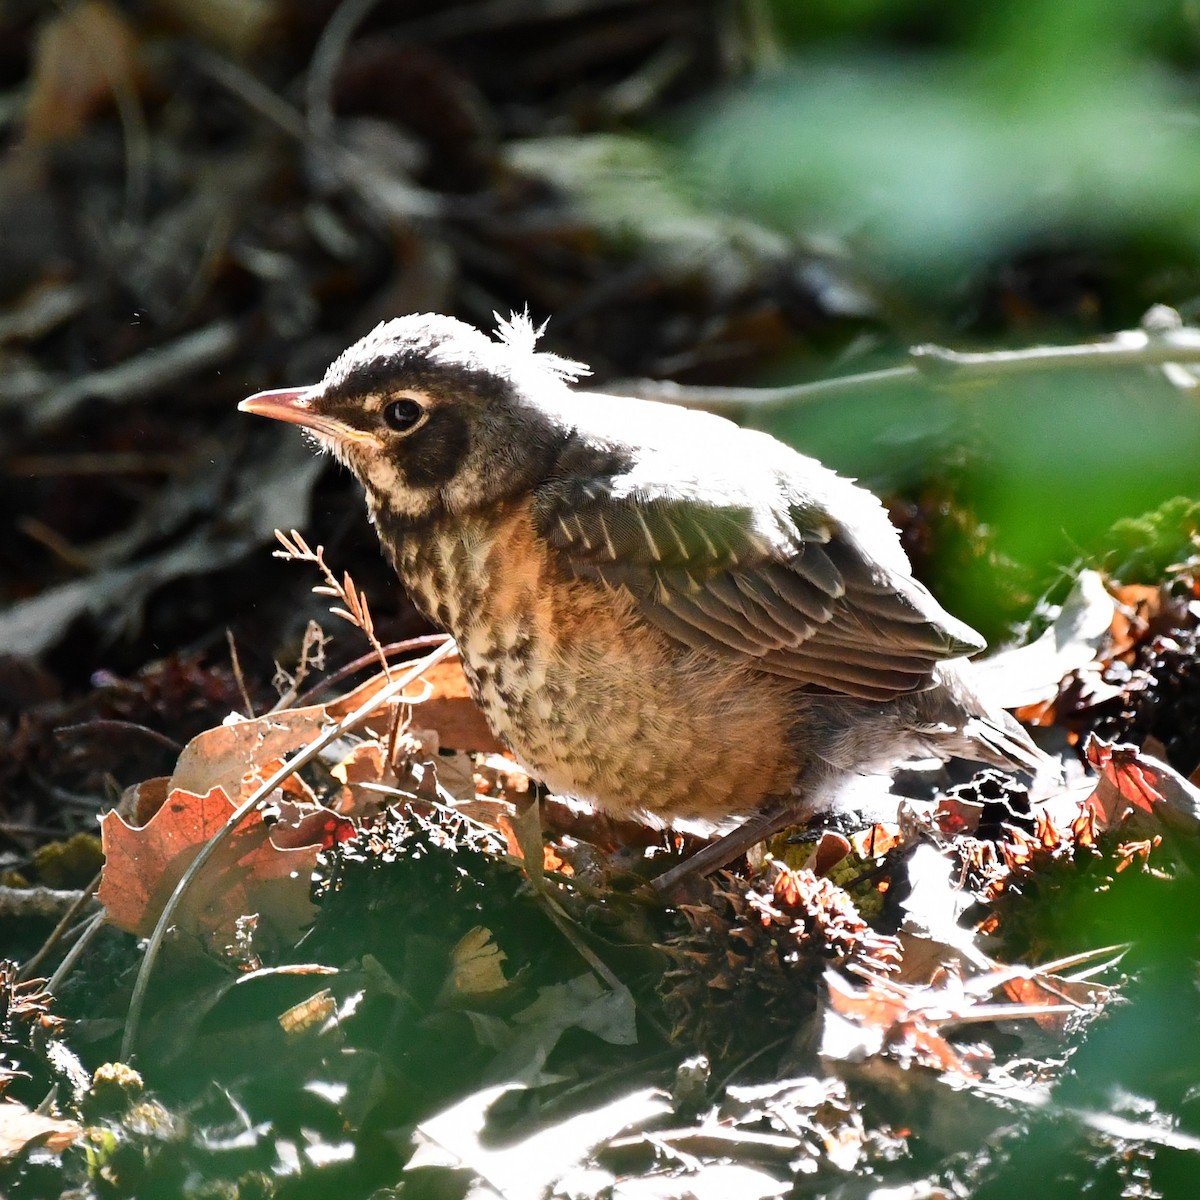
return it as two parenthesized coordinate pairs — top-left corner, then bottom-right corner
(960, 710), (1058, 778)
(913, 659), (1062, 782)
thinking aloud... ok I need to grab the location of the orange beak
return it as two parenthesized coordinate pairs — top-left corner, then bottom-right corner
(238, 386), (319, 428)
(239, 386), (376, 445)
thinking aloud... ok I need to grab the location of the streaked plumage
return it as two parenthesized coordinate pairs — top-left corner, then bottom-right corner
(240, 312), (1054, 882)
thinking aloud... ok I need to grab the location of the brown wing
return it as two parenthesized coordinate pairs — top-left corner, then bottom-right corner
(534, 471), (985, 701)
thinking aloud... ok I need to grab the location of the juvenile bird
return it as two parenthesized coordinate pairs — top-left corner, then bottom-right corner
(240, 313), (1052, 886)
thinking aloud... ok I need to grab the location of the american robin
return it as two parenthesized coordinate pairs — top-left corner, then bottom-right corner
(240, 312), (1053, 886)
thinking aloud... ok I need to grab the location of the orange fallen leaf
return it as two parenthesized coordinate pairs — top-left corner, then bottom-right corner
(804, 831), (852, 877)
(1085, 737), (1200, 837)
(823, 971), (989, 1078)
(1108, 583), (1165, 659)
(1085, 738), (1164, 823)
(542, 844), (573, 876)
(999, 971), (1105, 1034)
(326, 657), (504, 753)
(170, 710), (328, 801)
(848, 823), (903, 858)
(99, 785), (319, 949)
(98, 653), (498, 951)
(330, 740), (395, 816)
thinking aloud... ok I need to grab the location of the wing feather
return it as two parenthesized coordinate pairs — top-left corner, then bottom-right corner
(534, 449), (984, 700)
(660, 590), (783, 656)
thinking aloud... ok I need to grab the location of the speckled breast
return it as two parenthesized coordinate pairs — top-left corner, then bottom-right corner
(384, 506), (798, 822)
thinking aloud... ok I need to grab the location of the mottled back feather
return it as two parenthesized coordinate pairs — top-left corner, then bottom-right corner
(534, 409), (986, 701)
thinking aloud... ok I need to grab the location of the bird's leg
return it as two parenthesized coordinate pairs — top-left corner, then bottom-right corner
(650, 798), (807, 897)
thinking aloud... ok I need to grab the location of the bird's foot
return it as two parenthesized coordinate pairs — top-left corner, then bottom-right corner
(650, 800), (805, 899)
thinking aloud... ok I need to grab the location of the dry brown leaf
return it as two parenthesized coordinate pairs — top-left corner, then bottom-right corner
(1085, 738), (1200, 836)
(542, 844), (574, 876)
(893, 932), (982, 985)
(999, 971), (1105, 1034)
(263, 798), (355, 851)
(144, 0), (278, 56)
(0, 1098), (81, 1159)
(933, 794), (984, 835)
(1108, 583), (1166, 659)
(847, 822), (903, 858)
(326, 658), (504, 753)
(24, 1), (139, 143)
(329, 740), (397, 815)
(170, 709), (328, 800)
(97, 656), (500, 950)
(824, 971), (989, 1078)
(443, 926), (510, 1002)
(98, 785), (319, 948)
(124, 776), (170, 826)
(1085, 740), (1164, 825)
(802, 831), (852, 876)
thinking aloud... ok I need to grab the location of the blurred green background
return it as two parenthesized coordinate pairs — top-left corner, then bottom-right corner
(674, 0), (1200, 635)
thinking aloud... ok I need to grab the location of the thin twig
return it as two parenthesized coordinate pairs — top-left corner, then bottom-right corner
(225, 629), (256, 718)
(18, 872), (102, 982)
(291, 635), (450, 708)
(188, 46), (441, 222)
(605, 364), (917, 414)
(270, 620), (330, 712)
(539, 891), (669, 1041)
(608, 305), (1200, 414)
(0, 885), (88, 922)
(401, 0), (651, 40)
(711, 1034), (792, 1095)
(16, 518), (93, 572)
(54, 720), (183, 756)
(0, 823), (70, 843)
(306, 0), (385, 142)
(8, 451), (180, 476)
(47, 910), (107, 994)
(119, 638), (457, 1061)
(384, 693), (408, 772)
(32, 320), (240, 427)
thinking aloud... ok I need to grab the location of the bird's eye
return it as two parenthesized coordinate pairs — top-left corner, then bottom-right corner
(382, 397), (426, 433)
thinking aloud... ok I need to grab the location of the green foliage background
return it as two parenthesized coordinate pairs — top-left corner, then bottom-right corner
(675, 0), (1200, 634)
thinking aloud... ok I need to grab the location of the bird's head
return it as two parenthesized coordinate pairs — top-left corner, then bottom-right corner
(239, 312), (590, 523)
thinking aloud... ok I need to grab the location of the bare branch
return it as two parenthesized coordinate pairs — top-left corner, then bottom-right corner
(607, 305), (1200, 415)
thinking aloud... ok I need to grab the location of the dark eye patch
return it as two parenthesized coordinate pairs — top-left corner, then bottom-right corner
(402, 408), (472, 488)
